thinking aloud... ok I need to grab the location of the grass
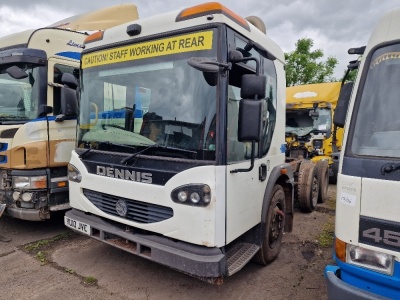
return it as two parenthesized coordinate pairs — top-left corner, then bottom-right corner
(24, 232), (72, 252)
(84, 276), (98, 286)
(35, 251), (48, 265)
(318, 216), (335, 248)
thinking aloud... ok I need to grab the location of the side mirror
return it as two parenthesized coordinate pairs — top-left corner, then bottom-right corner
(334, 81), (353, 128)
(56, 86), (78, 122)
(238, 99), (262, 142)
(237, 74), (266, 142)
(187, 57), (228, 72)
(6, 66), (28, 79)
(60, 73), (78, 89)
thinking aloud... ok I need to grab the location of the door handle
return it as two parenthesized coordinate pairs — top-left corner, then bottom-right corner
(259, 164), (267, 181)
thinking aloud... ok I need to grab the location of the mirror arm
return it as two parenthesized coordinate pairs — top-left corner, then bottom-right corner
(239, 57), (260, 75)
(230, 140), (256, 173)
(48, 82), (64, 88)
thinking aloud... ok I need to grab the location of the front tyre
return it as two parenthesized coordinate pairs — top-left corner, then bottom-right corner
(254, 184), (286, 265)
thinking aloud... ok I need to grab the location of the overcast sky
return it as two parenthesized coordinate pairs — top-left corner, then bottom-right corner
(1, 1), (399, 79)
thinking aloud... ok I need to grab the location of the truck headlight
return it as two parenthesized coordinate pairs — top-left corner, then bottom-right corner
(346, 244), (394, 275)
(68, 164), (82, 183)
(12, 176), (47, 190)
(171, 184), (211, 206)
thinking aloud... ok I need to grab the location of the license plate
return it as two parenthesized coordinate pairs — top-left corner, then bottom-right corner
(64, 216), (91, 235)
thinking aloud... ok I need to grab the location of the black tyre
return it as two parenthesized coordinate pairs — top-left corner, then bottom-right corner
(316, 160), (329, 203)
(297, 161), (319, 213)
(254, 185), (286, 265)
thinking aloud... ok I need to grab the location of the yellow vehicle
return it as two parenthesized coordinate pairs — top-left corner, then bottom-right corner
(0, 4), (139, 221)
(285, 82), (344, 206)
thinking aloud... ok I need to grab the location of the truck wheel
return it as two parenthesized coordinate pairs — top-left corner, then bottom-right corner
(316, 160), (329, 203)
(254, 185), (286, 265)
(298, 161), (319, 213)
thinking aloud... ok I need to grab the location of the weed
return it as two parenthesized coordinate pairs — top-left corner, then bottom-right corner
(84, 276), (98, 285)
(36, 251), (47, 265)
(24, 232), (73, 252)
(65, 268), (75, 274)
(318, 216), (335, 248)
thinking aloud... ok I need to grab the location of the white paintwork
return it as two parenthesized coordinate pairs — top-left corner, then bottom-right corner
(69, 152), (225, 247)
(360, 178), (400, 223)
(335, 174), (361, 245)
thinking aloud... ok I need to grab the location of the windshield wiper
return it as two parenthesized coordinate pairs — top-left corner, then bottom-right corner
(79, 141), (137, 159)
(121, 144), (197, 165)
(381, 162), (400, 175)
(0, 115), (28, 120)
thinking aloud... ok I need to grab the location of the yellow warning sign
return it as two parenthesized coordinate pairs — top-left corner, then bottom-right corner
(82, 31), (213, 69)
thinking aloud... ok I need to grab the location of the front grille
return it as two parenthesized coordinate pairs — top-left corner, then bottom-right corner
(83, 189), (174, 224)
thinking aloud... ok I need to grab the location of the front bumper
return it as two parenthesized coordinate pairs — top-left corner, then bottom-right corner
(324, 265), (391, 300)
(65, 209), (226, 281)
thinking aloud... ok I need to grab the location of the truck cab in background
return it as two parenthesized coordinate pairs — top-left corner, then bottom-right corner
(325, 8), (400, 299)
(0, 4), (140, 221)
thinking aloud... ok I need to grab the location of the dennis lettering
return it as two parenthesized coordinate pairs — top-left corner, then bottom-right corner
(96, 166), (152, 183)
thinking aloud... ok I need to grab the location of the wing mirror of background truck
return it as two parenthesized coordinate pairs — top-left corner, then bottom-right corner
(333, 81), (353, 128)
(6, 66), (28, 79)
(55, 73), (79, 122)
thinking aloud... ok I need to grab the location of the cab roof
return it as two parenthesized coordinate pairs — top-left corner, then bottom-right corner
(84, 2), (284, 63)
(286, 82), (342, 106)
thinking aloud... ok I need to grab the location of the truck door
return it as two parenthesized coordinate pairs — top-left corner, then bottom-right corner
(47, 59), (79, 168)
(224, 32), (278, 243)
(225, 83), (265, 243)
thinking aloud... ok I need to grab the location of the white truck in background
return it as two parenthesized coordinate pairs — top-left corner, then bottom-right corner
(0, 4), (139, 221)
(325, 8), (400, 299)
(65, 2), (295, 283)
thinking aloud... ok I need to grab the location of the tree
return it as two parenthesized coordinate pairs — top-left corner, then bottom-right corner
(342, 69), (358, 82)
(285, 38), (338, 87)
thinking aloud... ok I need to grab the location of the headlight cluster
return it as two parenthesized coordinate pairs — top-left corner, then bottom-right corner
(312, 139), (323, 149)
(346, 244), (394, 275)
(171, 184), (211, 206)
(68, 164), (82, 183)
(12, 176), (47, 190)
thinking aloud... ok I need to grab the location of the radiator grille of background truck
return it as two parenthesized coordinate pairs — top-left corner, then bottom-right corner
(83, 189), (174, 223)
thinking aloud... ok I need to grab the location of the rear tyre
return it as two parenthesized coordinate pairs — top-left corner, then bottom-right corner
(254, 185), (286, 265)
(316, 160), (329, 203)
(298, 161), (319, 213)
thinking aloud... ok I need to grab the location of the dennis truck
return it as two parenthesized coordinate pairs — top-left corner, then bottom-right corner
(325, 8), (400, 299)
(0, 4), (139, 221)
(65, 2), (295, 283)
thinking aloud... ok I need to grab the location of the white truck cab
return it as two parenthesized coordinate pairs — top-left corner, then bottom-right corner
(66, 2), (294, 283)
(325, 8), (400, 299)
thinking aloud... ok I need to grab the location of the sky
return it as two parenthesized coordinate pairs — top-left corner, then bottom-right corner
(1, 0), (399, 79)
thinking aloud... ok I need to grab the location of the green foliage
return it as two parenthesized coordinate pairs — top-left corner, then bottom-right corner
(285, 38), (338, 86)
(84, 276), (98, 285)
(342, 68), (358, 83)
(318, 216), (335, 248)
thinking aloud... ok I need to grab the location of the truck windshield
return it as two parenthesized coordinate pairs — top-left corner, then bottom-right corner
(286, 108), (331, 136)
(0, 65), (40, 122)
(78, 30), (218, 161)
(351, 43), (400, 158)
